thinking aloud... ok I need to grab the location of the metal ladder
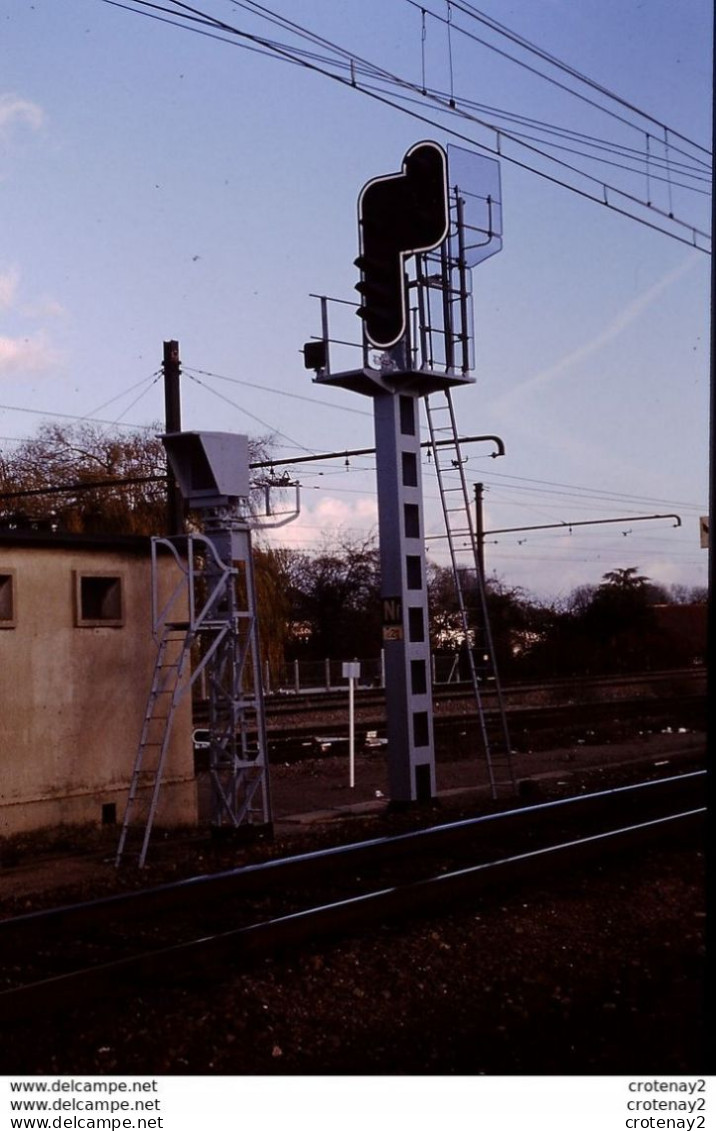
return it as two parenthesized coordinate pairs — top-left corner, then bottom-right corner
(116, 531), (272, 866)
(203, 585), (272, 831)
(424, 388), (516, 797)
(115, 619), (199, 866)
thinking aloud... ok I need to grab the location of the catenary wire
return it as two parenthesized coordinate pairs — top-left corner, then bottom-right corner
(405, 0), (711, 163)
(211, 0), (711, 184)
(95, 0), (711, 252)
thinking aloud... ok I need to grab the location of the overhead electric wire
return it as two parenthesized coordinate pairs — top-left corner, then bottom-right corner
(210, 0), (714, 184)
(471, 468), (705, 511)
(342, 73), (711, 243)
(362, 81), (710, 196)
(95, 0), (711, 253)
(421, 93), (709, 182)
(183, 369), (317, 453)
(478, 482), (705, 513)
(0, 403), (155, 431)
(438, 0), (712, 157)
(84, 371), (163, 419)
(182, 365), (372, 417)
(221, 0), (710, 181)
(95, 379), (164, 433)
(406, 0), (711, 164)
(222, 0), (710, 165)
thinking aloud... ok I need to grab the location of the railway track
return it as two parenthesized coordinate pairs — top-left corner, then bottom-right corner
(264, 692), (706, 761)
(0, 770), (705, 1024)
(260, 667), (705, 720)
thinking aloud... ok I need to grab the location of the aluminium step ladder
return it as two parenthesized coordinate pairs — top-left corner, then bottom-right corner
(115, 618), (200, 867)
(424, 388), (516, 798)
(116, 532), (272, 866)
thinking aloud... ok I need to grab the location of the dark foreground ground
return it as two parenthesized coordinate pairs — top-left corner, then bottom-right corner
(0, 732), (708, 1076)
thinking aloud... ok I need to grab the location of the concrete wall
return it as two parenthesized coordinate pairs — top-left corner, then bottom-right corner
(0, 537), (196, 836)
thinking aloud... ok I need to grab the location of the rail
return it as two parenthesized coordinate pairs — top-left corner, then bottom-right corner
(1, 771), (705, 1022)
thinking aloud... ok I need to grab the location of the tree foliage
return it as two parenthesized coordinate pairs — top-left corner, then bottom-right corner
(0, 422), (170, 535)
(0, 428), (706, 677)
(0, 422), (274, 536)
(280, 534), (382, 660)
(521, 567), (705, 676)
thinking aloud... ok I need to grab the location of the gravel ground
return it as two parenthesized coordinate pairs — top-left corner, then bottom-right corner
(1, 839), (706, 1076)
(0, 731), (707, 1076)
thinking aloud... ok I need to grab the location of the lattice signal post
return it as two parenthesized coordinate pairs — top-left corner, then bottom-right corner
(310, 141), (480, 805)
(116, 432), (277, 865)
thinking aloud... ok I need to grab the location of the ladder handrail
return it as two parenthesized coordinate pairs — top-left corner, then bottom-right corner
(424, 390), (515, 796)
(118, 530), (272, 866)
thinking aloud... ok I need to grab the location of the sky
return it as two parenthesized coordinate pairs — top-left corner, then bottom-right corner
(1, 0), (712, 602)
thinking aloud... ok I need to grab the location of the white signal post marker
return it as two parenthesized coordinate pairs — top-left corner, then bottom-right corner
(342, 661), (361, 787)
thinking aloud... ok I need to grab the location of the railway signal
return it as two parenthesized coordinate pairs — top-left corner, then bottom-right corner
(355, 140), (449, 349)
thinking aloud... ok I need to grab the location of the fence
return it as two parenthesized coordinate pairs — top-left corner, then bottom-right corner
(264, 652), (466, 694)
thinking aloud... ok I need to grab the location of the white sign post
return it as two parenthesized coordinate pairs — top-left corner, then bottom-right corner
(342, 661), (361, 787)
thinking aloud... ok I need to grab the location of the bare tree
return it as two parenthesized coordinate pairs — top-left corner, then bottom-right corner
(0, 422), (275, 536)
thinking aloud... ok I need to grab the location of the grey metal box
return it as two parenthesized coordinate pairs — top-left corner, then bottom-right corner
(161, 431), (250, 507)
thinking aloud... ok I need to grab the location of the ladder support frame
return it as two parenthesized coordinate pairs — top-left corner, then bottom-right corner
(116, 514), (272, 867)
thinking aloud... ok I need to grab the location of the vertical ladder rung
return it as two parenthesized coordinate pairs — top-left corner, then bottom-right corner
(424, 388), (515, 799)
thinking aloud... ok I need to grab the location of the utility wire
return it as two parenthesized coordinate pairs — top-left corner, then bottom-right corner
(182, 365), (373, 417)
(366, 82), (709, 196)
(96, 0), (711, 252)
(220, 0), (710, 177)
(0, 403), (155, 431)
(205, 0), (712, 190)
(84, 370), (162, 419)
(406, 0), (710, 164)
(439, 0), (711, 157)
(475, 469), (705, 511)
(183, 370), (317, 452)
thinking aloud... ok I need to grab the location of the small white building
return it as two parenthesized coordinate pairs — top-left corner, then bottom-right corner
(0, 531), (196, 836)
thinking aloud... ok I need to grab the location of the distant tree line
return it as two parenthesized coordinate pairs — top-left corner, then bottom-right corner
(1, 424), (706, 677)
(254, 543), (706, 678)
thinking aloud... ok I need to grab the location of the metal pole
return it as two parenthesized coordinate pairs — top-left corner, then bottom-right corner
(163, 340), (184, 536)
(474, 481), (486, 582)
(348, 673), (355, 788)
(455, 193), (471, 375)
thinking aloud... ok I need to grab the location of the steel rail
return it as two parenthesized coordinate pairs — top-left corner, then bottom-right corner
(261, 666), (705, 714)
(0, 771), (705, 937)
(264, 699), (706, 760)
(1, 805), (704, 1023)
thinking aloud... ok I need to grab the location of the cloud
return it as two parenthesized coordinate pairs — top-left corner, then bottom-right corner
(0, 94), (45, 136)
(263, 494), (378, 550)
(1, 264), (65, 319)
(0, 267), (19, 310)
(1, 265), (65, 376)
(313, 496), (378, 525)
(0, 333), (59, 376)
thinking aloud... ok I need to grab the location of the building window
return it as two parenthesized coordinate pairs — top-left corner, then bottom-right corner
(0, 571), (16, 628)
(75, 572), (124, 627)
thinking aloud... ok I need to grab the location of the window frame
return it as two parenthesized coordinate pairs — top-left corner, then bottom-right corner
(0, 569), (17, 628)
(74, 570), (125, 628)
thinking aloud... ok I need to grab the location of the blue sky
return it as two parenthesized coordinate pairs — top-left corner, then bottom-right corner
(1, 0), (711, 600)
